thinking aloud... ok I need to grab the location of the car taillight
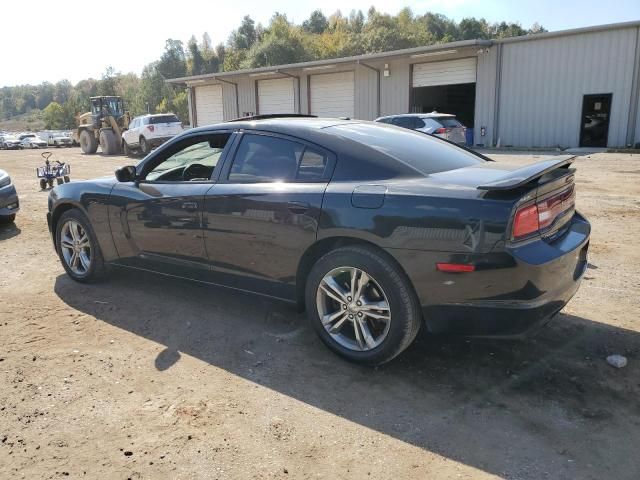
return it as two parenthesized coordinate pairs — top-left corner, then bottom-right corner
(147, 125), (154, 132)
(513, 204), (539, 239)
(512, 185), (575, 240)
(537, 185), (575, 229)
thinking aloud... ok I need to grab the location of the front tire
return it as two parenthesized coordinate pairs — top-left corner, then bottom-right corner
(0, 214), (16, 224)
(79, 130), (98, 154)
(99, 129), (119, 155)
(122, 140), (133, 157)
(305, 245), (422, 366)
(55, 209), (106, 283)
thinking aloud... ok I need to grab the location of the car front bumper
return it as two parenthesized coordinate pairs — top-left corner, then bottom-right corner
(0, 183), (20, 216)
(390, 212), (591, 336)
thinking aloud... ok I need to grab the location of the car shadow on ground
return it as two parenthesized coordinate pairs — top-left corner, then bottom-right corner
(54, 269), (640, 479)
(0, 222), (20, 240)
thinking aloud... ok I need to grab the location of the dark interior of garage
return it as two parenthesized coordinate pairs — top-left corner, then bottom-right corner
(410, 83), (476, 128)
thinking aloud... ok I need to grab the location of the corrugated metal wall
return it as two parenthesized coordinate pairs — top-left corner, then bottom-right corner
(474, 47), (498, 146)
(497, 27), (638, 148)
(187, 24), (640, 148)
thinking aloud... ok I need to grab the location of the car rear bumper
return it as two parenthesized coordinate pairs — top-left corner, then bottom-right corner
(148, 136), (174, 148)
(0, 184), (19, 216)
(390, 212), (591, 336)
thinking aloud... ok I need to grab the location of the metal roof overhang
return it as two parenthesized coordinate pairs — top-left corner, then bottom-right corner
(167, 39), (493, 86)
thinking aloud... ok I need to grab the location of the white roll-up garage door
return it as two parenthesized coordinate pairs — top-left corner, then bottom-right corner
(258, 78), (295, 115)
(412, 58), (477, 87)
(194, 84), (224, 126)
(310, 71), (355, 118)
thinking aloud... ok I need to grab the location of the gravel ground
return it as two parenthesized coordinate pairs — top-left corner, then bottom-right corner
(1, 147), (639, 480)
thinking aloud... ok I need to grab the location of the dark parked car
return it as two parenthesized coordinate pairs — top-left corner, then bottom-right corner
(47, 117), (590, 365)
(0, 169), (19, 223)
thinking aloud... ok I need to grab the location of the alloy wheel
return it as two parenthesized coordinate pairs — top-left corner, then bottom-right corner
(60, 220), (92, 276)
(316, 266), (391, 351)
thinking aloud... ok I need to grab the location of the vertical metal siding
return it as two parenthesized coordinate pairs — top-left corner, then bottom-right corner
(222, 83), (238, 120)
(355, 65), (378, 120)
(236, 77), (256, 117)
(474, 47), (498, 146)
(379, 58), (411, 116)
(498, 28), (638, 147)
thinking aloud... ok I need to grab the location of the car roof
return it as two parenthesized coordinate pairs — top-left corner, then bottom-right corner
(378, 112), (456, 120)
(135, 113), (179, 118)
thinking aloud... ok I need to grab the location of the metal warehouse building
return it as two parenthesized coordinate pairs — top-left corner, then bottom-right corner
(168, 21), (640, 149)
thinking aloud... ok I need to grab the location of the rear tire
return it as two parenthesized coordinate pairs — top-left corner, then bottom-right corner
(63, 175), (70, 183)
(47, 179), (54, 188)
(139, 136), (150, 155)
(56, 177), (63, 185)
(99, 129), (119, 155)
(55, 208), (106, 283)
(79, 130), (98, 154)
(0, 214), (16, 224)
(39, 179), (47, 190)
(305, 245), (422, 366)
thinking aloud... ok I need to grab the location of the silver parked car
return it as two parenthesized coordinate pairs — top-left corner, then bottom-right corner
(0, 168), (19, 223)
(375, 112), (467, 145)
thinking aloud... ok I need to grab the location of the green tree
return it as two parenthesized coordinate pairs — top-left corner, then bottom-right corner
(43, 101), (65, 129)
(187, 35), (205, 75)
(302, 10), (329, 34)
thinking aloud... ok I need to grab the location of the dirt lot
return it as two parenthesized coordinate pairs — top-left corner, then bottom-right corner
(1, 147), (639, 479)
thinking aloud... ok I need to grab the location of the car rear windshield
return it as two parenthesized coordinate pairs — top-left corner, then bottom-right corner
(328, 123), (484, 175)
(435, 117), (463, 128)
(150, 115), (180, 124)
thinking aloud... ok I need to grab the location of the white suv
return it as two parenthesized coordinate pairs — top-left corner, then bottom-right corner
(375, 112), (467, 145)
(122, 113), (183, 156)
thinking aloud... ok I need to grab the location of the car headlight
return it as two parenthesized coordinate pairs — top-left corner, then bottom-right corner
(0, 175), (10, 188)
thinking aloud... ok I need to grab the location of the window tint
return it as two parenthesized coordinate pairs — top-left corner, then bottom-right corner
(145, 134), (230, 182)
(229, 134), (310, 183)
(391, 117), (410, 128)
(297, 147), (328, 180)
(328, 123), (484, 175)
(150, 114), (180, 124)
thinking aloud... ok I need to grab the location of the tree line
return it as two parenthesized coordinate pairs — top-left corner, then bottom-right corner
(0, 7), (545, 130)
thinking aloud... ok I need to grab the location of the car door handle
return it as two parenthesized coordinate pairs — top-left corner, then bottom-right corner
(288, 201), (310, 214)
(181, 201), (199, 212)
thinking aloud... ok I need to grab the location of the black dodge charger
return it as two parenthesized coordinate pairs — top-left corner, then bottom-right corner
(47, 117), (590, 365)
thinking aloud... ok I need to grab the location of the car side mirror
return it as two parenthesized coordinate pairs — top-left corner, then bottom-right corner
(115, 165), (137, 182)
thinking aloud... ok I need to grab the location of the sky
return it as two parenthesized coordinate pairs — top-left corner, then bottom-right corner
(1, 0), (639, 86)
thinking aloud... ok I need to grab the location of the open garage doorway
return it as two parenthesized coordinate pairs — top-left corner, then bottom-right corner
(410, 58), (477, 130)
(410, 83), (476, 128)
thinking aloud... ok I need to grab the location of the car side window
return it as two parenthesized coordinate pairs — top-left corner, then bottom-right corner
(143, 133), (230, 182)
(228, 134), (313, 183)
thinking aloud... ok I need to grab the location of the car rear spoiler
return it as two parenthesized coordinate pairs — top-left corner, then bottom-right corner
(477, 155), (576, 191)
